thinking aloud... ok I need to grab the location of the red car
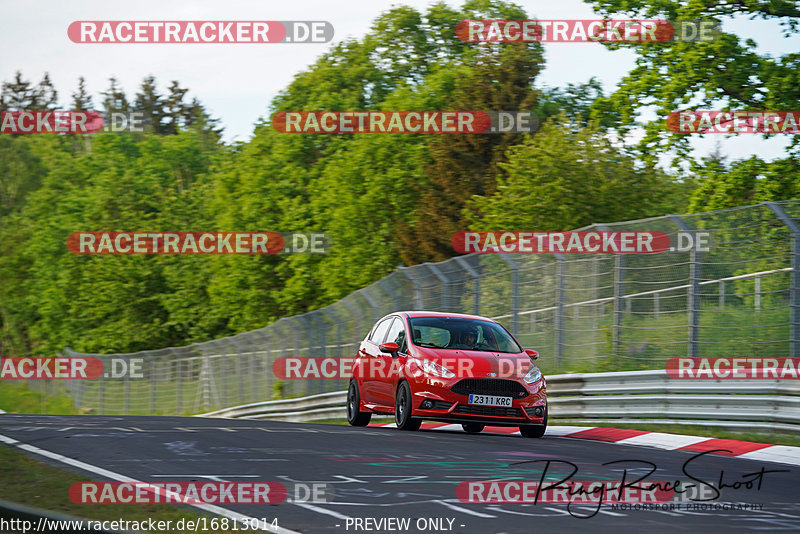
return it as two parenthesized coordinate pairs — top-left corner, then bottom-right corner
(346, 311), (547, 437)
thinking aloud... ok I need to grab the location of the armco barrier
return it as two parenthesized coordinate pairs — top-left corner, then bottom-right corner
(198, 370), (800, 433)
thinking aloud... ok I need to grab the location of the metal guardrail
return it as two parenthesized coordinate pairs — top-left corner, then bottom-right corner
(198, 370), (800, 433)
(199, 391), (348, 422)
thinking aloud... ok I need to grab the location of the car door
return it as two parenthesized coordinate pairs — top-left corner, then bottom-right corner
(360, 316), (394, 405)
(375, 317), (408, 406)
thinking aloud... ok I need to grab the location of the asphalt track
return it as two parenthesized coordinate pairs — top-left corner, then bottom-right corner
(0, 414), (798, 533)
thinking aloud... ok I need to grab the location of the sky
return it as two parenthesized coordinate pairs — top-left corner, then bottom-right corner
(1, 0), (798, 166)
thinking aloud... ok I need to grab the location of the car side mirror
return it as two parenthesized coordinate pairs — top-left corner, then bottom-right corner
(379, 342), (400, 357)
(525, 349), (539, 360)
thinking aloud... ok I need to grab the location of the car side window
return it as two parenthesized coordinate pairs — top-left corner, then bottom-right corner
(384, 318), (408, 354)
(369, 317), (394, 344)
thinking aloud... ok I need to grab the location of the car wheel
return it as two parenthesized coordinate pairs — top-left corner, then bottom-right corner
(395, 381), (421, 431)
(347, 381), (371, 427)
(461, 423), (485, 434)
(519, 404), (547, 438)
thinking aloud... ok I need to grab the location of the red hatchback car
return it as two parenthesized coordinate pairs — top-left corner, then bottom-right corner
(346, 311), (547, 437)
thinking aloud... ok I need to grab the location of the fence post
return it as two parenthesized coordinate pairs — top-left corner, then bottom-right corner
(670, 215), (701, 358)
(765, 201), (800, 357)
(122, 356), (130, 414)
(755, 276), (762, 310)
(342, 299), (362, 341)
(498, 255), (520, 337)
(211, 341), (226, 409)
(230, 338), (245, 405)
(553, 253), (566, 368)
(289, 317), (306, 397)
(599, 224), (625, 357)
(252, 329), (270, 400)
(613, 249), (625, 356)
(357, 289), (380, 324)
(719, 280), (725, 309)
(323, 308), (345, 391)
(98, 357), (105, 414)
(150, 354), (157, 415)
(426, 263), (450, 312)
(455, 255), (481, 315)
(378, 280), (399, 311)
(308, 313), (326, 394)
(169, 349), (181, 415)
(400, 268), (424, 309)
(249, 329), (269, 401)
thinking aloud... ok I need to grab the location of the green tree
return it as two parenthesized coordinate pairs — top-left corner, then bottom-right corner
(395, 41), (544, 264)
(134, 75), (164, 134)
(35, 73), (58, 110)
(689, 155), (800, 212)
(101, 77), (129, 115)
(585, 0), (800, 162)
(465, 116), (687, 230)
(71, 77), (93, 111)
(1, 71), (39, 110)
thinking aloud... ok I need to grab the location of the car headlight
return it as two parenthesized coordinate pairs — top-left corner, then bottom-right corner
(410, 357), (456, 378)
(523, 365), (542, 384)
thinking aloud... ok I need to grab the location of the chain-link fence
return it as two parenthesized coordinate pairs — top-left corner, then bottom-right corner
(45, 200), (799, 415)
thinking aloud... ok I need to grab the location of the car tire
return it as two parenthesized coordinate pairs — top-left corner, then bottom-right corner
(519, 404), (547, 438)
(461, 423), (485, 434)
(347, 381), (372, 427)
(395, 381), (421, 431)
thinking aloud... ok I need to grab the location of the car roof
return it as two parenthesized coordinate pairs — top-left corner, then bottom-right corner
(392, 311), (499, 322)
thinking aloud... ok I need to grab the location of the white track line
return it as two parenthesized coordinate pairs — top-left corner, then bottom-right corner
(291, 502), (352, 520)
(435, 500), (496, 518)
(0, 433), (301, 534)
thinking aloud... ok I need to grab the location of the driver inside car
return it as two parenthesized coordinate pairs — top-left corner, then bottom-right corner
(451, 326), (480, 349)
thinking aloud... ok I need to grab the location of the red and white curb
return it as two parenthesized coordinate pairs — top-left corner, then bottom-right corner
(370, 422), (800, 467)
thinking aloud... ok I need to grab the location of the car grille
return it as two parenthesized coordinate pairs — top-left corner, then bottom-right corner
(453, 405), (522, 417)
(451, 378), (528, 398)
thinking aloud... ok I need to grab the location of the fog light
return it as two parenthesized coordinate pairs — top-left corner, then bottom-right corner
(533, 406), (543, 416)
(421, 399), (434, 409)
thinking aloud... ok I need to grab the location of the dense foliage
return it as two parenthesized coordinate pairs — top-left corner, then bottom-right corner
(0, 0), (797, 356)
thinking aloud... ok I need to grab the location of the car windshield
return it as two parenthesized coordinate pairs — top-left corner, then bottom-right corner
(408, 317), (522, 353)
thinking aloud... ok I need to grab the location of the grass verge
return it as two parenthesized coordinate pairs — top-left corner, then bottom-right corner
(0, 444), (255, 533)
(0, 381), (77, 415)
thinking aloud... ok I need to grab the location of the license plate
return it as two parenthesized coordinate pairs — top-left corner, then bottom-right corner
(468, 394), (512, 407)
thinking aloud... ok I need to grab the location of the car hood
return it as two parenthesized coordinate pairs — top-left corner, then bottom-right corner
(411, 347), (534, 379)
